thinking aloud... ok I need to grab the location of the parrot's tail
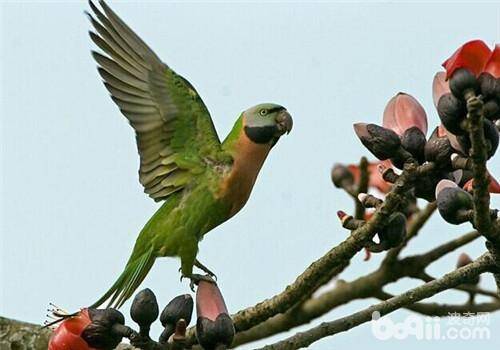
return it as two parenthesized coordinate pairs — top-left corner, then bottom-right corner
(91, 247), (155, 309)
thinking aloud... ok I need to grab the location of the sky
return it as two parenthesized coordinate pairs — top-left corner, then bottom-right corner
(1, 1), (500, 349)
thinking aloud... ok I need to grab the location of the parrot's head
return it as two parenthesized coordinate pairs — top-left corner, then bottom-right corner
(242, 103), (293, 146)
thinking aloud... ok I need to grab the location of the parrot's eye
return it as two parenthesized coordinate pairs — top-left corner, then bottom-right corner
(259, 109), (268, 116)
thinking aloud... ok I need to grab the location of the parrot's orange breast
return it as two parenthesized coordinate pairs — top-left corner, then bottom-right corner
(218, 131), (272, 217)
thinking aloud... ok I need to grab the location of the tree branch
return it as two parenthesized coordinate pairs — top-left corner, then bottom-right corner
(230, 228), (480, 347)
(255, 253), (494, 350)
(374, 290), (500, 316)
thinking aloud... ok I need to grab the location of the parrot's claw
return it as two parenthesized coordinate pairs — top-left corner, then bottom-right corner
(194, 259), (218, 281)
(186, 274), (216, 292)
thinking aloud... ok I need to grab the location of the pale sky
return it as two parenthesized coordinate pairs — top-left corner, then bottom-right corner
(1, 1), (500, 349)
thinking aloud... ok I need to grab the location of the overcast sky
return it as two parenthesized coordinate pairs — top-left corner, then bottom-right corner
(2, 1), (500, 349)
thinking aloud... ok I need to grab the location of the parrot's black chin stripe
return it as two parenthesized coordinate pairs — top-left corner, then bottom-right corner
(244, 125), (280, 144)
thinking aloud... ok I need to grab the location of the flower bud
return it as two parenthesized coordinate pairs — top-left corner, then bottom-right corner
(196, 281), (235, 350)
(413, 173), (444, 202)
(432, 72), (451, 108)
(483, 99), (500, 121)
(449, 68), (479, 99)
(49, 309), (93, 350)
(435, 179), (473, 224)
(130, 288), (159, 331)
(353, 123), (401, 160)
(331, 164), (354, 188)
(437, 93), (466, 135)
(81, 308), (125, 349)
(456, 252), (473, 268)
(484, 119), (499, 157)
(456, 253), (480, 285)
(454, 119), (499, 159)
(424, 127), (454, 168)
(159, 294), (193, 343)
(400, 126), (426, 163)
(378, 212), (406, 248)
(49, 308), (125, 350)
(382, 92), (427, 136)
(478, 72), (498, 98)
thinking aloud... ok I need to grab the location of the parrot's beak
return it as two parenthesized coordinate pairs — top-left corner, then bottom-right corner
(275, 110), (293, 135)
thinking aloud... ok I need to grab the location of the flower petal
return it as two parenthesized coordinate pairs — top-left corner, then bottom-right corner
(484, 44), (500, 78)
(347, 161), (392, 194)
(440, 124), (466, 154)
(196, 281), (229, 322)
(432, 72), (451, 108)
(368, 161), (392, 193)
(48, 310), (94, 350)
(383, 93), (428, 136)
(463, 172), (500, 193)
(435, 179), (458, 200)
(442, 40), (492, 78)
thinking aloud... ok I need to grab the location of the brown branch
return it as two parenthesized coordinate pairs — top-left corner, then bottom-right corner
(255, 253), (494, 350)
(374, 290), (500, 316)
(415, 230), (481, 267)
(464, 94), (500, 294)
(354, 156), (369, 220)
(466, 96), (497, 240)
(416, 271), (500, 300)
(230, 272), (385, 347)
(230, 228), (480, 347)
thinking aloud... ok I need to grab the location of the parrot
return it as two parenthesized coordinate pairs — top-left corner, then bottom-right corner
(86, 0), (293, 309)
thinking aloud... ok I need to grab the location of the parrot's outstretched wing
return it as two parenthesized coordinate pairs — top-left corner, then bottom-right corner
(87, 0), (224, 201)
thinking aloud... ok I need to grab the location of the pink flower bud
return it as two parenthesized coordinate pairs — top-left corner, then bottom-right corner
(432, 72), (451, 108)
(456, 252), (473, 268)
(196, 281), (234, 350)
(383, 93), (427, 136)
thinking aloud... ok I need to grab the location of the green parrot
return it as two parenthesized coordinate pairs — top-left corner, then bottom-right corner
(86, 1), (293, 309)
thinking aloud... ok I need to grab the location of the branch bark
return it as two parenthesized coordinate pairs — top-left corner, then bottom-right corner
(255, 253), (494, 350)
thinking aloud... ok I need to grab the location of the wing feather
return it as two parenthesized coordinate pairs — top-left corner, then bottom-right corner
(88, 1), (224, 201)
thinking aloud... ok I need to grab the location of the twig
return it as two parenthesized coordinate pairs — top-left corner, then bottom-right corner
(255, 254), (494, 350)
(415, 230), (480, 267)
(374, 290), (500, 316)
(354, 157), (369, 220)
(465, 94), (500, 293)
(230, 229), (480, 347)
(416, 271), (500, 300)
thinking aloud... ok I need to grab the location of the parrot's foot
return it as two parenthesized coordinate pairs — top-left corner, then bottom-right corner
(181, 273), (216, 292)
(194, 259), (217, 280)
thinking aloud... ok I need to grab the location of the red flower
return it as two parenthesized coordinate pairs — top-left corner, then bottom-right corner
(383, 92), (428, 136)
(442, 40), (492, 78)
(463, 171), (500, 194)
(347, 160), (392, 194)
(49, 309), (95, 350)
(484, 44), (500, 78)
